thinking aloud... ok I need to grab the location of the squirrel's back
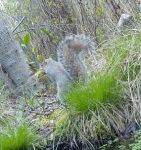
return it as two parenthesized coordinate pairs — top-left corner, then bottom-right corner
(57, 34), (95, 81)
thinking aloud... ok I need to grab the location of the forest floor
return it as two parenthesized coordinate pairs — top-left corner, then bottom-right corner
(0, 90), (63, 148)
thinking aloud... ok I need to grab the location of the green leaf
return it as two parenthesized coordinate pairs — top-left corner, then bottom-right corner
(23, 33), (31, 46)
(33, 47), (38, 54)
(5, 4), (10, 9)
(13, 8), (17, 13)
(40, 28), (49, 34)
(37, 55), (43, 63)
(96, 7), (104, 16)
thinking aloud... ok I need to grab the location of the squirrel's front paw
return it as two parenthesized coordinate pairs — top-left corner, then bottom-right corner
(56, 95), (66, 107)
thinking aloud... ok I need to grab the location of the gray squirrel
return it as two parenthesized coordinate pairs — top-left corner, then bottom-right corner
(41, 57), (72, 102)
(57, 34), (95, 81)
(41, 34), (95, 103)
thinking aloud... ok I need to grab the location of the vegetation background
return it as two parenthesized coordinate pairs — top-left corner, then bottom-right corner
(0, 0), (141, 150)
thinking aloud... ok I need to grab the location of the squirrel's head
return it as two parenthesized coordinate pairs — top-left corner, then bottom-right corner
(40, 57), (53, 70)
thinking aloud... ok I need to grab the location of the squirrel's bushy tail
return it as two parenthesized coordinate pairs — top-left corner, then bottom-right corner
(57, 34), (95, 81)
(57, 34), (95, 54)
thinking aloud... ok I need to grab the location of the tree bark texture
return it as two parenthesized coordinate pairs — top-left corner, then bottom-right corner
(0, 16), (32, 88)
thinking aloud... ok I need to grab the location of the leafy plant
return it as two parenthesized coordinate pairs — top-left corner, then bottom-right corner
(22, 33), (31, 47)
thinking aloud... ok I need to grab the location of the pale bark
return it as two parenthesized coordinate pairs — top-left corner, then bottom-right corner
(0, 15), (33, 90)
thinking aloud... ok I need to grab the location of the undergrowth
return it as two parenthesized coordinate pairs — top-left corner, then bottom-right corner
(52, 31), (141, 149)
(54, 105), (129, 150)
(64, 67), (123, 113)
(63, 31), (141, 113)
(129, 130), (141, 150)
(0, 115), (42, 150)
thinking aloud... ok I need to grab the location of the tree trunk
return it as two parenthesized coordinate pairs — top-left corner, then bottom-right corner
(0, 15), (33, 92)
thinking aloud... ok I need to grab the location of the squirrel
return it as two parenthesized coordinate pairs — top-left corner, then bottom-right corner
(40, 57), (72, 103)
(41, 34), (95, 103)
(57, 34), (95, 81)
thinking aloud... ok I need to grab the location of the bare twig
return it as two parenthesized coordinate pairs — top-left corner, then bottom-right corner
(13, 23), (69, 35)
(12, 17), (25, 33)
(13, 28), (36, 34)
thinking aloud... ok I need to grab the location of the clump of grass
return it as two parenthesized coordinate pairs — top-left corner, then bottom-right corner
(53, 104), (129, 149)
(0, 118), (42, 150)
(64, 66), (123, 113)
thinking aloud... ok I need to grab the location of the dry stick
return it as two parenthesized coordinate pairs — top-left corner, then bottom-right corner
(13, 24), (69, 35)
(12, 17), (25, 33)
(13, 28), (35, 35)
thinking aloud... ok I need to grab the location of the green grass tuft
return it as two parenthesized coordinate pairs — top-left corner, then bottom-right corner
(0, 121), (41, 150)
(64, 67), (122, 113)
